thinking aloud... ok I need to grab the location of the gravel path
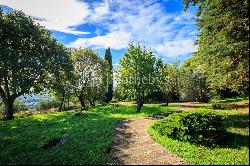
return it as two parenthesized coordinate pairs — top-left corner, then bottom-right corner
(108, 117), (187, 165)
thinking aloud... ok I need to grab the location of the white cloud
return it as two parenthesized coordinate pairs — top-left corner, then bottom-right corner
(89, 1), (110, 22)
(69, 31), (131, 50)
(155, 39), (197, 57)
(70, 0), (198, 57)
(1, 0), (198, 57)
(0, 0), (90, 35)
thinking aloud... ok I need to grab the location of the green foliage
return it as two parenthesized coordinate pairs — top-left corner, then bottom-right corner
(104, 47), (113, 103)
(219, 96), (248, 103)
(49, 46), (74, 112)
(14, 111), (33, 119)
(157, 62), (182, 103)
(13, 99), (29, 113)
(119, 43), (156, 112)
(210, 100), (226, 109)
(72, 48), (109, 108)
(180, 59), (210, 102)
(151, 110), (226, 146)
(0, 99), (28, 114)
(0, 9), (71, 119)
(37, 99), (61, 111)
(0, 103), (178, 164)
(149, 107), (249, 165)
(183, 0), (249, 95)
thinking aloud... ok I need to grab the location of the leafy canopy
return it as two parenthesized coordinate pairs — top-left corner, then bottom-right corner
(183, 0), (249, 95)
(119, 44), (156, 103)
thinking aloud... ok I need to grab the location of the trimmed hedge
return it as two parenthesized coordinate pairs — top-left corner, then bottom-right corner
(150, 110), (226, 146)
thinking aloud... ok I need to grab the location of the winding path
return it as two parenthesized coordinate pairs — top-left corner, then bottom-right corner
(108, 117), (187, 165)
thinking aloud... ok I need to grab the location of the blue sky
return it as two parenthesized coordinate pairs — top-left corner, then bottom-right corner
(0, 0), (198, 66)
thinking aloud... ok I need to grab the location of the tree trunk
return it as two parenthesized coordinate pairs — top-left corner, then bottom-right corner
(90, 99), (95, 107)
(4, 98), (15, 120)
(78, 96), (86, 110)
(59, 92), (65, 112)
(165, 94), (169, 106)
(136, 100), (143, 113)
(90, 101), (95, 107)
(165, 99), (169, 106)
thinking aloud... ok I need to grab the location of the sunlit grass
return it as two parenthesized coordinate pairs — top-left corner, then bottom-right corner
(148, 107), (249, 165)
(1, 101), (248, 165)
(0, 103), (178, 165)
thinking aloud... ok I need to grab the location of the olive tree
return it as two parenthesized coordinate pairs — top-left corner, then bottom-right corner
(71, 48), (108, 109)
(0, 9), (69, 119)
(49, 46), (75, 112)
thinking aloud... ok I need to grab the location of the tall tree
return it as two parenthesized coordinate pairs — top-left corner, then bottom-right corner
(72, 48), (108, 109)
(183, 0), (249, 95)
(104, 47), (113, 102)
(180, 59), (210, 102)
(0, 9), (67, 119)
(49, 46), (74, 112)
(158, 62), (181, 105)
(120, 44), (156, 113)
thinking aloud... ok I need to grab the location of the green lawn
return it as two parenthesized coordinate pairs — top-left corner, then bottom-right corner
(0, 104), (178, 165)
(148, 107), (249, 165)
(1, 101), (249, 165)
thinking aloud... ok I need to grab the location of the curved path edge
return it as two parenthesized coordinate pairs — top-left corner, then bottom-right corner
(108, 117), (188, 165)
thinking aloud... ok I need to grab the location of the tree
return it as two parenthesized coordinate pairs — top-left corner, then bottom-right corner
(180, 59), (210, 102)
(0, 9), (66, 119)
(120, 44), (156, 113)
(158, 62), (181, 106)
(113, 67), (128, 101)
(49, 46), (74, 112)
(183, 0), (249, 96)
(104, 47), (113, 103)
(72, 48), (108, 109)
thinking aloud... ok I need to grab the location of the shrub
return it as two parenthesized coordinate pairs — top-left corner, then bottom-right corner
(150, 110), (226, 146)
(0, 99), (29, 113)
(13, 100), (29, 113)
(210, 100), (225, 109)
(15, 111), (33, 118)
(1, 100), (29, 120)
(37, 99), (60, 111)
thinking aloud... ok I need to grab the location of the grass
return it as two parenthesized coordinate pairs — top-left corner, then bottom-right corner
(217, 97), (248, 104)
(148, 106), (249, 165)
(1, 100), (248, 165)
(0, 103), (179, 165)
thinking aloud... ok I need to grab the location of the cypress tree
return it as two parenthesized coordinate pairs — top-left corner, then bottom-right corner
(104, 47), (113, 102)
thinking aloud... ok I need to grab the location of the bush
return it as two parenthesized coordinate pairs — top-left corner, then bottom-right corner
(13, 100), (29, 113)
(210, 100), (225, 109)
(37, 99), (60, 111)
(0, 99), (29, 113)
(150, 110), (226, 146)
(15, 111), (33, 118)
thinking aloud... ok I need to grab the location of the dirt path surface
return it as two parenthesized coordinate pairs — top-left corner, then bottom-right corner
(108, 117), (187, 165)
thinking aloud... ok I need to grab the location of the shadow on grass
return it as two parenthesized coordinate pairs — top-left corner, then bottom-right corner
(0, 104), (177, 165)
(197, 113), (249, 149)
(0, 111), (123, 165)
(219, 114), (249, 149)
(224, 114), (249, 129)
(219, 97), (248, 104)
